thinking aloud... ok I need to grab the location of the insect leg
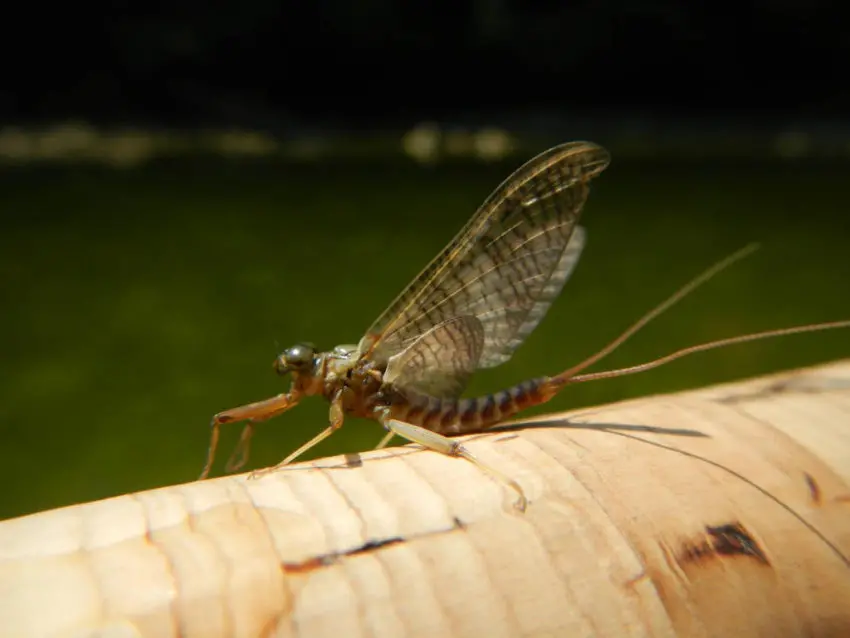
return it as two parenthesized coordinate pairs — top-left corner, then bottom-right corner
(199, 392), (300, 480)
(374, 431), (395, 450)
(382, 418), (527, 512)
(250, 390), (346, 478)
(224, 423), (255, 473)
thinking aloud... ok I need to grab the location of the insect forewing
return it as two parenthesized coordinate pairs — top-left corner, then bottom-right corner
(478, 225), (586, 367)
(358, 141), (610, 376)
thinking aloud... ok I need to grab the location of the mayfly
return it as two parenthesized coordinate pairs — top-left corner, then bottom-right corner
(199, 141), (850, 510)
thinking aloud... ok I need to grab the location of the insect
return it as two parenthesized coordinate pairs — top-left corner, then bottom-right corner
(199, 141), (850, 511)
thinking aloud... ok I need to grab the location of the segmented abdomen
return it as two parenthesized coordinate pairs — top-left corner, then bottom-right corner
(388, 377), (551, 435)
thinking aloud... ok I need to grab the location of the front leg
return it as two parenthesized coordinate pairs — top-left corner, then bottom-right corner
(381, 417), (528, 512)
(199, 392), (300, 480)
(249, 389), (346, 479)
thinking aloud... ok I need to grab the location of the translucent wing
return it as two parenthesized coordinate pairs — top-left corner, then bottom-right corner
(383, 315), (484, 398)
(358, 141), (610, 371)
(479, 225), (585, 367)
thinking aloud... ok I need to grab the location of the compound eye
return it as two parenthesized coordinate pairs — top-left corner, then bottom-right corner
(285, 343), (315, 366)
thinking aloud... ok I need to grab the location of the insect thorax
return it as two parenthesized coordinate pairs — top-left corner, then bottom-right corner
(321, 344), (359, 379)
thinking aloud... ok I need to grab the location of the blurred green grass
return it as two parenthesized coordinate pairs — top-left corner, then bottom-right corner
(1, 154), (849, 520)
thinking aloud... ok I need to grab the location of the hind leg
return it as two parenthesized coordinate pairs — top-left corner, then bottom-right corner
(382, 418), (527, 512)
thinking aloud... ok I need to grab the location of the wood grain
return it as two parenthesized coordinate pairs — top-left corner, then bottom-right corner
(2, 360), (849, 637)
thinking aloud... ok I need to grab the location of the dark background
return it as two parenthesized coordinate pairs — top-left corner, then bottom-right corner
(3, 1), (848, 126)
(1, 1), (849, 520)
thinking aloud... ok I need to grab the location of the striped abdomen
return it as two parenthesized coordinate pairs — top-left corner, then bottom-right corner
(387, 377), (553, 435)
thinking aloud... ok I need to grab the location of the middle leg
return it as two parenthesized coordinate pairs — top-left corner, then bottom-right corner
(250, 390), (347, 479)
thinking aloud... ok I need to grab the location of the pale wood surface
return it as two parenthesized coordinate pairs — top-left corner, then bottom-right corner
(2, 360), (849, 638)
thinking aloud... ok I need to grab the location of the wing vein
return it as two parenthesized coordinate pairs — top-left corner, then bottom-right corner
(357, 141), (610, 397)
